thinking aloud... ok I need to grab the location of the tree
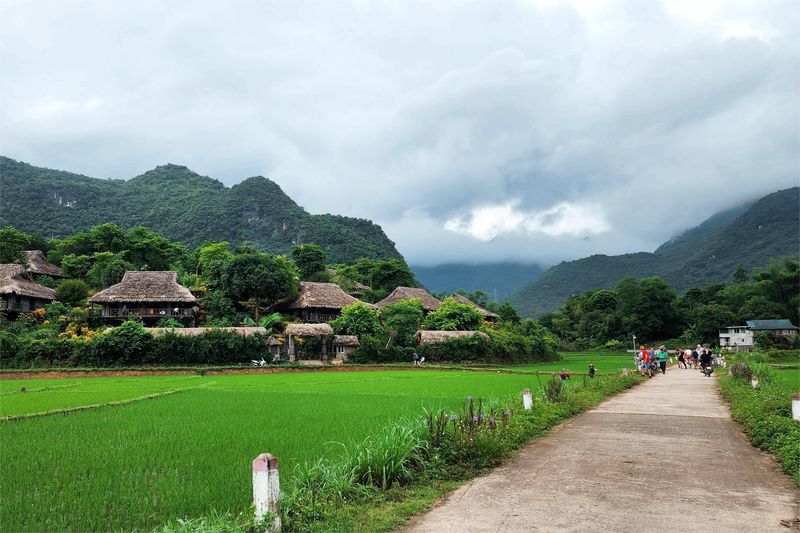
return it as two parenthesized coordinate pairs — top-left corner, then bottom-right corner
(292, 243), (327, 280)
(0, 226), (31, 264)
(497, 301), (521, 324)
(380, 299), (424, 346)
(330, 302), (382, 337)
(86, 252), (135, 288)
(732, 264), (749, 284)
(55, 279), (90, 307)
(737, 296), (785, 323)
(222, 253), (298, 320)
(199, 290), (239, 325)
(424, 297), (483, 331)
(60, 254), (93, 280)
(689, 303), (736, 344)
(124, 226), (187, 270)
(368, 259), (416, 292)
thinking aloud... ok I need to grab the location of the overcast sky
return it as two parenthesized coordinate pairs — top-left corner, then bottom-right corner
(1, 0), (797, 266)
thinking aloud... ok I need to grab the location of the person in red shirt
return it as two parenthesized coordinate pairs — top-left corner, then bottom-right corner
(641, 346), (653, 378)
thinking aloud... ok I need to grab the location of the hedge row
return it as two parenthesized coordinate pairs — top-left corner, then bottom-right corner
(1, 322), (271, 368)
(349, 328), (559, 365)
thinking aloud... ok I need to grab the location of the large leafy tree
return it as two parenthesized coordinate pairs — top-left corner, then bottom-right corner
(0, 226), (31, 264)
(55, 279), (90, 307)
(222, 253), (298, 320)
(423, 297), (483, 331)
(736, 296), (786, 323)
(86, 252), (135, 288)
(330, 302), (382, 337)
(380, 299), (424, 346)
(125, 226), (188, 270)
(291, 243), (327, 280)
(690, 303), (736, 344)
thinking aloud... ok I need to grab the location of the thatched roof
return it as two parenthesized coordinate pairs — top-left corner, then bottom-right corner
(24, 250), (62, 277)
(285, 322), (333, 336)
(416, 330), (489, 345)
(0, 264), (57, 301)
(280, 281), (365, 310)
(89, 271), (197, 304)
(451, 294), (500, 320)
(333, 335), (360, 346)
(375, 287), (441, 311)
(267, 335), (284, 346)
(145, 327), (267, 337)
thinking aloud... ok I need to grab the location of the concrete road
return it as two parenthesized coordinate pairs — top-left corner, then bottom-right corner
(404, 370), (799, 532)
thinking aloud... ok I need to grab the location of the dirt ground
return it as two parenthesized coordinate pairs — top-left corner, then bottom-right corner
(404, 370), (799, 532)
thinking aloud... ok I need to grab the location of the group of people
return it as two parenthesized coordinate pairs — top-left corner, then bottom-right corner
(635, 344), (715, 377)
(634, 345), (670, 377)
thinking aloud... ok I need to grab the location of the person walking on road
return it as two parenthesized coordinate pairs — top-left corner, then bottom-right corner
(640, 346), (652, 378)
(657, 346), (668, 374)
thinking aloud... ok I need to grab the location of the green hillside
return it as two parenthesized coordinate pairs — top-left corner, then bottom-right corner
(510, 187), (800, 317)
(0, 157), (402, 263)
(412, 262), (545, 301)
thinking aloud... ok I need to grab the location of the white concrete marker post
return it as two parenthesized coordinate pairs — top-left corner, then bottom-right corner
(522, 388), (533, 410)
(751, 375), (759, 389)
(792, 393), (800, 421)
(622, 368), (629, 377)
(253, 453), (281, 532)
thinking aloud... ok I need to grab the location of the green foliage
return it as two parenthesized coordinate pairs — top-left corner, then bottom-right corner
(0, 226), (31, 264)
(330, 302), (382, 337)
(242, 312), (283, 332)
(544, 376), (565, 402)
(199, 290), (240, 325)
(380, 300), (424, 346)
(0, 157), (402, 264)
(222, 253), (298, 319)
(497, 301), (520, 324)
(423, 297), (483, 331)
(755, 331), (774, 350)
(292, 243), (327, 280)
(737, 296), (785, 323)
(54, 279), (89, 307)
(86, 252), (135, 288)
(719, 373), (800, 485)
(690, 303), (736, 344)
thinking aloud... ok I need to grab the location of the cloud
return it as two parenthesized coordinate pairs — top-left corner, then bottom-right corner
(445, 201), (610, 241)
(0, 0), (796, 266)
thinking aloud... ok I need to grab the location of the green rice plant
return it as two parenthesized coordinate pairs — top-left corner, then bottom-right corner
(345, 421), (427, 490)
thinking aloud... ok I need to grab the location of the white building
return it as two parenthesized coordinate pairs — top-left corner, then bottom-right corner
(719, 319), (799, 350)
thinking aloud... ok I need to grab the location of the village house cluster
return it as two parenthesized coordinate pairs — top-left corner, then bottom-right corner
(1, 254), (500, 363)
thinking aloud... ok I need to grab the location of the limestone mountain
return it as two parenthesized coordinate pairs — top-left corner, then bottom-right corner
(509, 187), (800, 317)
(0, 157), (402, 264)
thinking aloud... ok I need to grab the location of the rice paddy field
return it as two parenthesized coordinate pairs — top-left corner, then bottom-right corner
(0, 367), (581, 532)
(503, 351), (634, 374)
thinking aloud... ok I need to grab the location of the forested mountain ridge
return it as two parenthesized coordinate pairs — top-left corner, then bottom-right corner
(412, 262), (545, 301)
(0, 157), (402, 263)
(510, 187), (800, 317)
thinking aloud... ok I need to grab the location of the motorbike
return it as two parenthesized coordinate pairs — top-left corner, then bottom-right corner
(701, 362), (713, 377)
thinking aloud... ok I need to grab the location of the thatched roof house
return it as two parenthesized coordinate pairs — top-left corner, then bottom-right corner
(415, 330), (489, 345)
(24, 250), (63, 278)
(284, 322), (334, 336)
(451, 294), (500, 322)
(0, 264), (57, 312)
(145, 327), (267, 337)
(91, 271), (196, 304)
(375, 287), (441, 312)
(333, 335), (360, 347)
(276, 281), (368, 322)
(89, 271), (197, 323)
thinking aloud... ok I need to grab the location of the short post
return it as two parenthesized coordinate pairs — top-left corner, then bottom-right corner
(750, 375), (759, 389)
(621, 367), (629, 377)
(253, 453), (281, 531)
(792, 393), (800, 421)
(522, 388), (533, 410)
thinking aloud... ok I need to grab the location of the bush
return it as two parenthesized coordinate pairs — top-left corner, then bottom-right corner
(55, 279), (90, 307)
(544, 376), (565, 402)
(728, 362), (753, 381)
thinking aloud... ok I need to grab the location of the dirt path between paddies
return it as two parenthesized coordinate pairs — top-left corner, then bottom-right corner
(404, 369), (799, 533)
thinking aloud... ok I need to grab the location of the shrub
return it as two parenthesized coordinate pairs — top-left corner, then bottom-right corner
(544, 376), (566, 402)
(55, 279), (90, 307)
(728, 362), (753, 381)
(91, 320), (154, 366)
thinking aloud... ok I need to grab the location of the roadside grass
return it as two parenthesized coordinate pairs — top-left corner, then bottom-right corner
(719, 363), (800, 486)
(1, 369), (582, 532)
